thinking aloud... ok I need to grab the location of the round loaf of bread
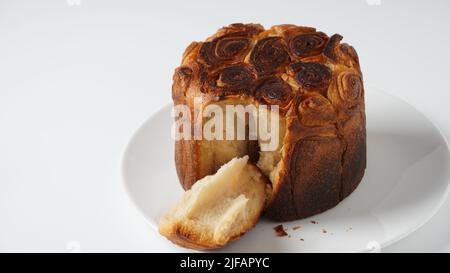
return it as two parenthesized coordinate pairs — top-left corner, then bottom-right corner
(172, 23), (366, 221)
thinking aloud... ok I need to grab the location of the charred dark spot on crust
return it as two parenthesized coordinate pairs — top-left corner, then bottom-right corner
(290, 62), (332, 90)
(200, 71), (208, 83)
(254, 76), (293, 105)
(198, 24), (263, 66)
(289, 137), (342, 219)
(220, 65), (253, 85)
(216, 37), (248, 57)
(250, 37), (290, 75)
(199, 33), (252, 66)
(205, 64), (255, 95)
(339, 114), (366, 199)
(199, 42), (214, 64)
(323, 34), (343, 62)
(289, 32), (329, 58)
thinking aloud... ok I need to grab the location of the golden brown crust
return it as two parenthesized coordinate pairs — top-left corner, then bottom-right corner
(159, 207), (261, 250)
(175, 139), (199, 190)
(254, 76), (293, 106)
(172, 23), (366, 221)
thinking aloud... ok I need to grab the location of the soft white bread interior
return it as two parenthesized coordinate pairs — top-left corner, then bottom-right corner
(158, 156), (269, 249)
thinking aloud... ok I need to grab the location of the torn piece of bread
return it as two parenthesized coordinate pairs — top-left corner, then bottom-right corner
(159, 156), (269, 250)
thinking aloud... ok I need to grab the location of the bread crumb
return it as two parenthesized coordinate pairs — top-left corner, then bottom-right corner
(310, 220), (318, 224)
(321, 229), (327, 234)
(274, 224), (288, 237)
(292, 225), (301, 230)
(299, 238), (304, 241)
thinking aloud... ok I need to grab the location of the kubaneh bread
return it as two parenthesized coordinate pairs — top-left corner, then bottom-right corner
(160, 23), (366, 249)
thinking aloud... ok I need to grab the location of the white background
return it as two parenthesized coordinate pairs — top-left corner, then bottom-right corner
(1, 0), (450, 252)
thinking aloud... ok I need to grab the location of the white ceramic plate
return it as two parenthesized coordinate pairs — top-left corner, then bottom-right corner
(122, 88), (450, 252)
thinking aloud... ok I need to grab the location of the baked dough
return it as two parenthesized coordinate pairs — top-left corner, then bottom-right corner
(159, 156), (269, 249)
(172, 23), (366, 221)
